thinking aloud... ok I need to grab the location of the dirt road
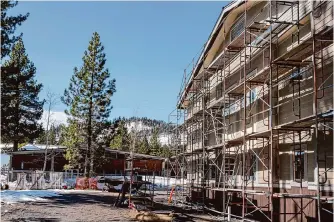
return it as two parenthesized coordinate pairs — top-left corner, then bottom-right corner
(1, 190), (135, 222)
(1, 190), (227, 222)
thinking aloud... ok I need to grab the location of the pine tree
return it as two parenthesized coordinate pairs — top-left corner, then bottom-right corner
(62, 120), (85, 170)
(95, 120), (114, 147)
(1, 39), (44, 151)
(161, 144), (172, 158)
(138, 135), (150, 155)
(110, 120), (130, 151)
(36, 124), (66, 145)
(149, 127), (161, 156)
(93, 120), (114, 173)
(1, 0), (29, 59)
(62, 32), (116, 177)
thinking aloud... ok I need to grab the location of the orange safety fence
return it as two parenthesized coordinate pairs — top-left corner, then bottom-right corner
(168, 186), (175, 204)
(75, 177), (98, 190)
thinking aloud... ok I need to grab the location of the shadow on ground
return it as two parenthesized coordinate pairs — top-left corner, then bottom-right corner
(6, 191), (219, 222)
(33, 192), (119, 208)
(10, 218), (60, 222)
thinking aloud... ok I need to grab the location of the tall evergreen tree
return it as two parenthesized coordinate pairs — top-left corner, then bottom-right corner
(138, 135), (150, 155)
(161, 144), (172, 158)
(62, 32), (116, 176)
(93, 120), (115, 174)
(149, 127), (161, 156)
(1, 39), (44, 151)
(110, 120), (130, 151)
(62, 120), (85, 170)
(1, 0), (29, 59)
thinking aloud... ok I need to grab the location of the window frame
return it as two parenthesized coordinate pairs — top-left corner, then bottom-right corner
(230, 13), (245, 42)
(294, 150), (305, 182)
(248, 151), (257, 181)
(291, 143), (308, 183)
(225, 157), (235, 176)
(210, 164), (216, 180)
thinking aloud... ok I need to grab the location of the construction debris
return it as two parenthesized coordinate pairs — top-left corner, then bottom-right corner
(130, 211), (173, 222)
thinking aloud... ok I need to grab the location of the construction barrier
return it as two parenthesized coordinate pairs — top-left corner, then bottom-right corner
(75, 177), (98, 190)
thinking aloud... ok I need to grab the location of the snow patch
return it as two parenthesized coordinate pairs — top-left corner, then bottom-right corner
(125, 121), (173, 146)
(158, 134), (171, 146)
(1, 190), (62, 204)
(0, 174), (7, 182)
(126, 122), (152, 132)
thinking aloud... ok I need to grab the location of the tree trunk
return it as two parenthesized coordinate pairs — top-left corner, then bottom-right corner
(87, 69), (94, 177)
(13, 141), (18, 152)
(84, 145), (89, 177)
(13, 88), (20, 152)
(43, 102), (52, 173)
(87, 116), (93, 177)
(90, 149), (94, 177)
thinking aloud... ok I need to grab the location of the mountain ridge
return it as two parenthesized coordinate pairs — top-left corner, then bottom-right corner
(120, 117), (172, 146)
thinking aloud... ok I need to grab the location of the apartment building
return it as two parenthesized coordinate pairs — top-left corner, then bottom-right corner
(167, 1), (333, 221)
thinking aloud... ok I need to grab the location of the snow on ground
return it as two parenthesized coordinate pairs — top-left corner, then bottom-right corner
(1, 190), (62, 204)
(158, 133), (171, 146)
(7, 182), (17, 190)
(0, 174), (7, 182)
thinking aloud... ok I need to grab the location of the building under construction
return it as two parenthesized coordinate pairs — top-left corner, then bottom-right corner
(166, 0), (333, 221)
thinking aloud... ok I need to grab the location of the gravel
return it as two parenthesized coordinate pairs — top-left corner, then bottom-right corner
(1, 190), (135, 222)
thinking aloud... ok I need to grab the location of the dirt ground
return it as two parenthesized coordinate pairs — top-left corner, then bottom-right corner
(1, 190), (219, 222)
(1, 190), (136, 222)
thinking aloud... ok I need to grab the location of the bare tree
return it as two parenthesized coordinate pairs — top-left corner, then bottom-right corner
(42, 91), (59, 172)
(29, 91), (60, 189)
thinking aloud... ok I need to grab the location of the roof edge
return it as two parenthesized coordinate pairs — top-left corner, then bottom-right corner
(177, 0), (245, 108)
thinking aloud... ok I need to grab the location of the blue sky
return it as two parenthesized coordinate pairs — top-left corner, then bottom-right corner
(8, 1), (227, 123)
(2, 2), (229, 165)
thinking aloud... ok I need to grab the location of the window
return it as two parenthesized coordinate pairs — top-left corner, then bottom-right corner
(191, 131), (195, 144)
(204, 94), (210, 105)
(247, 69), (257, 78)
(250, 89), (256, 104)
(216, 83), (223, 99)
(192, 129), (201, 145)
(294, 150), (305, 182)
(249, 153), (257, 181)
(210, 165), (216, 179)
(224, 103), (237, 116)
(290, 67), (307, 81)
(194, 95), (202, 109)
(231, 14), (245, 42)
(241, 89), (257, 107)
(225, 158), (235, 176)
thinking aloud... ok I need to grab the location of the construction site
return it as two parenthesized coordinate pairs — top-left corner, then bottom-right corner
(166, 0), (333, 221)
(1, 0), (333, 222)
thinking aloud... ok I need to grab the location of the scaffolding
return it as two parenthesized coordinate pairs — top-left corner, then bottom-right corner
(167, 1), (333, 221)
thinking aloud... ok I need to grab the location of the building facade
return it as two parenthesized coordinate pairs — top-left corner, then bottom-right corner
(167, 1), (333, 221)
(9, 144), (164, 176)
(9, 144), (124, 174)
